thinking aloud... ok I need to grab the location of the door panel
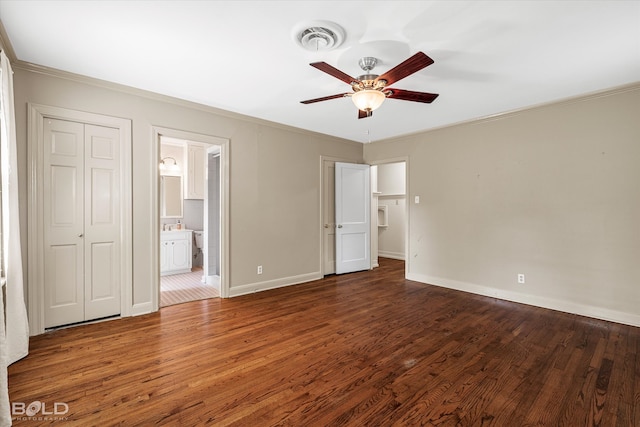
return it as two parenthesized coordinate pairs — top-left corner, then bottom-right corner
(171, 239), (191, 270)
(335, 162), (371, 274)
(50, 166), (78, 226)
(91, 168), (114, 224)
(89, 242), (115, 299)
(341, 233), (368, 261)
(44, 119), (85, 327)
(48, 245), (81, 305)
(84, 124), (121, 319)
(160, 242), (169, 273)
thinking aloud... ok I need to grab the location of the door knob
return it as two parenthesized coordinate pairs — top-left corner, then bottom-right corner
(78, 233), (83, 238)
(324, 224), (329, 228)
(337, 224), (343, 228)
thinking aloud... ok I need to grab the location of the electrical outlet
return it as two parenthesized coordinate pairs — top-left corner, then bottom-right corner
(517, 274), (525, 284)
(257, 265), (263, 275)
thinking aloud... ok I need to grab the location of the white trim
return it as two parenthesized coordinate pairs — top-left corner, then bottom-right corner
(319, 155), (352, 277)
(229, 272), (322, 298)
(378, 251), (405, 261)
(369, 83), (640, 145)
(151, 126), (230, 307)
(407, 272), (640, 328)
(129, 302), (154, 317)
(366, 157), (410, 278)
(13, 60), (362, 146)
(27, 103), (133, 335)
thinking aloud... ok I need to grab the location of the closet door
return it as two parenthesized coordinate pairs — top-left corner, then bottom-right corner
(43, 119), (121, 328)
(84, 124), (121, 320)
(43, 118), (85, 327)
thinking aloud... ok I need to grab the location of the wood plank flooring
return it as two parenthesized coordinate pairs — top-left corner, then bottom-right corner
(8, 258), (640, 426)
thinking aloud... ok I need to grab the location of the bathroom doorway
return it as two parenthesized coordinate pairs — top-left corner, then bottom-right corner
(153, 126), (229, 309)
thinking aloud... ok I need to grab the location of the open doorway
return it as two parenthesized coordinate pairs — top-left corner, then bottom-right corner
(372, 161), (407, 262)
(153, 127), (229, 309)
(321, 157), (408, 277)
(159, 136), (219, 306)
(369, 159), (408, 275)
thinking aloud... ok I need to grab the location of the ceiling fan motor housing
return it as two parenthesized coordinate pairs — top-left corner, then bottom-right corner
(358, 57), (378, 72)
(354, 74), (379, 87)
(354, 58), (387, 91)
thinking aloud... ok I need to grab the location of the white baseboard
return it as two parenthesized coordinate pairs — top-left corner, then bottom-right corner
(205, 274), (221, 292)
(407, 272), (640, 328)
(378, 251), (405, 261)
(229, 272), (322, 297)
(129, 302), (154, 317)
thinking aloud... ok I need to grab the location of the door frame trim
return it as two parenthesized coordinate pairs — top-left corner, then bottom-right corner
(151, 126), (230, 306)
(319, 155), (353, 277)
(367, 156), (410, 278)
(27, 103), (133, 336)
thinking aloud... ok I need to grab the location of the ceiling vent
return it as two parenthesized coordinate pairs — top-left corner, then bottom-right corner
(293, 21), (345, 52)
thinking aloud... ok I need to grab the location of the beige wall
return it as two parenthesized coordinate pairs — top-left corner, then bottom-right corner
(10, 59), (640, 327)
(365, 84), (640, 326)
(13, 65), (362, 316)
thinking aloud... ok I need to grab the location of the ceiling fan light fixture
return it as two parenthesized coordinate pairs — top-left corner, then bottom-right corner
(300, 51), (438, 120)
(352, 89), (386, 112)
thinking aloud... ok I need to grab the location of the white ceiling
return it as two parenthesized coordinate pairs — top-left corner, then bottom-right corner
(1, 1), (639, 143)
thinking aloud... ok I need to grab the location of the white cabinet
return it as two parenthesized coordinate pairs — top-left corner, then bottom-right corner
(185, 143), (206, 199)
(161, 231), (193, 276)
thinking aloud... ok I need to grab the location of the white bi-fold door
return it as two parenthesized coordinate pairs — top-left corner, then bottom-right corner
(43, 118), (121, 328)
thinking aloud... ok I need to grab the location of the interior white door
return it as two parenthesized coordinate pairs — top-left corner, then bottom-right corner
(43, 119), (121, 328)
(335, 162), (371, 274)
(43, 118), (85, 327)
(322, 159), (337, 275)
(83, 124), (121, 320)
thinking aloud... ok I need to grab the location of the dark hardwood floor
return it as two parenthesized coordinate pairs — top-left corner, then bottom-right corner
(9, 258), (640, 426)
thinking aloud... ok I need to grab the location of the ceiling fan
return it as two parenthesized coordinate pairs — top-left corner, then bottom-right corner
(300, 51), (439, 119)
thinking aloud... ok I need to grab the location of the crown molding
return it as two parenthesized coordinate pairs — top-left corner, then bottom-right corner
(12, 59), (361, 147)
(372, 81), (640, 144)
(0, 19), (17, 61)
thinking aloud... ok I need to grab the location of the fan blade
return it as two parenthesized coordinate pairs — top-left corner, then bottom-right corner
(310, 62), (357, 85)
(300, 93), (349, 104)
(358, 109), (372, 119)
(376, 52), (434, 86)
(386, 88), (439, 103)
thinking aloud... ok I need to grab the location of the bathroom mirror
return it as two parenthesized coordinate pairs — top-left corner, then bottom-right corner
(161, 175), (183, 218)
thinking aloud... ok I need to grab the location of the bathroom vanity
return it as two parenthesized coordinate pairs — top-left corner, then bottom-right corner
(160, 230), (193, 276)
